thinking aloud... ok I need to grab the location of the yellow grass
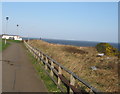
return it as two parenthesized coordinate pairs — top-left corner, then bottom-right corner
(29, 40), (119, 92)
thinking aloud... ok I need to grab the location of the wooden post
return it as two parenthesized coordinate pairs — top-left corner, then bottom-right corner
(90, 88), (93, 93)
(35, 51), (37, 59)
(37, 51), (39, 56)
(45, 57), (48, 70)
(70, 74), (75, 93)
(42, 54), (44, 60)
(35, 50), (37, 58)
(38, 52), (40, 56)
(50, 61), (54, 77)
(58, 66), (62, 85)
(33, 49), (35, 57)
(39, 52), (41, 57)
(37, 56), (40, 61)
(37, 52), (41, 61)
(34, 53), (36, 58)
(41, 54), (44, 64)
(36, 51), (39, 61)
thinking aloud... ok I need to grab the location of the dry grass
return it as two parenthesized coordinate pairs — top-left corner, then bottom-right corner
(29, 40), (119, 92)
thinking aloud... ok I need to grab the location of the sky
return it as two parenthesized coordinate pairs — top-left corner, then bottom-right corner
(2, 2), (118, 43)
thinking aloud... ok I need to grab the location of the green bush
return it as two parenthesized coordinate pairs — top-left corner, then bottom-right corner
(95, 43), (119, 56)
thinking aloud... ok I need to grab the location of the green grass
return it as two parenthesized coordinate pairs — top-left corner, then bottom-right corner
(0, 39), (22, 51)
(2, 40), (10, 50)
(6, 39), (22, 43)
(0, 39), (10, 51)
(26, 48), (61, 92)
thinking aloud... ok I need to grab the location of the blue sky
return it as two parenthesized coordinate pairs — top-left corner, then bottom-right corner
(2, 2), (118, 43)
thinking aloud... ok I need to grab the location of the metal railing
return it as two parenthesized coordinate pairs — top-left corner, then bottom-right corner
(24, 41), (101, 94)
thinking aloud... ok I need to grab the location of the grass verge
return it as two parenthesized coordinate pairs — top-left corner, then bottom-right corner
(4, 39), (22, 43)
(26, 47), (61, 92)
(0, 39), (22, 51)
(0, 39), (10, 51)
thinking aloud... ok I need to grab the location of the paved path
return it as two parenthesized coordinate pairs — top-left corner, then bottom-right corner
(2, 42), (48, 92)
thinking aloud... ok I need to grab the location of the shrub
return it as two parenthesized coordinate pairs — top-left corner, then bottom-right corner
(95, 43), (119, 56)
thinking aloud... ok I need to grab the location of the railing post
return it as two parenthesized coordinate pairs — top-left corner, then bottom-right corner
(38, 52), (41, 61)
(42, 54), (44, 60)
(90, 87), (93, 93)
(35, 50), (37, 59)
(36, 51), (39, 61)
(33, 49), (36, 57)
(50, 61), (54, 77)
(58, 66), (62, 85)
(41, 54), (44, 64)
(45, 57), (48, 70)
(70, 74), (75, 93)
(38, 52), (41, 57)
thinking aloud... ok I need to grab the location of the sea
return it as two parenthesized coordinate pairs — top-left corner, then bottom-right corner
(22, 37), (119, 50)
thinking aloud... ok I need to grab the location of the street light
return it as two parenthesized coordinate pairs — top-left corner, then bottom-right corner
(5, 16), (9, 45)
(5, 17), (9, 34)
(16, 24), (19, 34)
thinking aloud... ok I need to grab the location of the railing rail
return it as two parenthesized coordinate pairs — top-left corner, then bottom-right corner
(24, 41), (101, 94)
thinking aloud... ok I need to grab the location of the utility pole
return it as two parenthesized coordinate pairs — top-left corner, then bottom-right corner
(5, 16), (9, 45)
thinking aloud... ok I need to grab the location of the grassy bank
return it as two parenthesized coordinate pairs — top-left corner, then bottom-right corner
(0, 39), (22, 51)
(0, 39), (10, 51)
(7, 39), (22, 43)
(25, 46), (61, 92)
(28, 40), (119, 92)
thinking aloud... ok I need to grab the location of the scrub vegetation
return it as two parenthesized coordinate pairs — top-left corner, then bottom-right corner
(96, 43), (120, 56)
(28, 40), (119, 92)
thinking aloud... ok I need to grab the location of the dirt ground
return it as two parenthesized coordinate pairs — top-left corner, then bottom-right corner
(2, 42), (48, 92)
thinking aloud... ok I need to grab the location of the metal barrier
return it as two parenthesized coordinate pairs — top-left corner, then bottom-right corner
(24, 41), (101, 94)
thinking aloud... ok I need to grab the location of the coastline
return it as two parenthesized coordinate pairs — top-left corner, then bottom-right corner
(22, 38), (119, 50)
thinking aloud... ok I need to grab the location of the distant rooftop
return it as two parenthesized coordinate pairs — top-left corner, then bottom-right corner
(2, 34), (20, 36)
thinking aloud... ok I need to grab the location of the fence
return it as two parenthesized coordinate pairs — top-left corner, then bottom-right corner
(24, 41), (101, 94)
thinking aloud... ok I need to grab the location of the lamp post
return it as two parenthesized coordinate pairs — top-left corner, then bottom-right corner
(17, 24), (19, 35)
(5, 16), (9, 45)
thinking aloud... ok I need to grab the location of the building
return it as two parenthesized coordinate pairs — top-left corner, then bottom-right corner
(2, 34), (22, 41)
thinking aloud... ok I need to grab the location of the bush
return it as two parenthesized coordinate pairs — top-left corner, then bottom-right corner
(96, 43), (119, 56)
